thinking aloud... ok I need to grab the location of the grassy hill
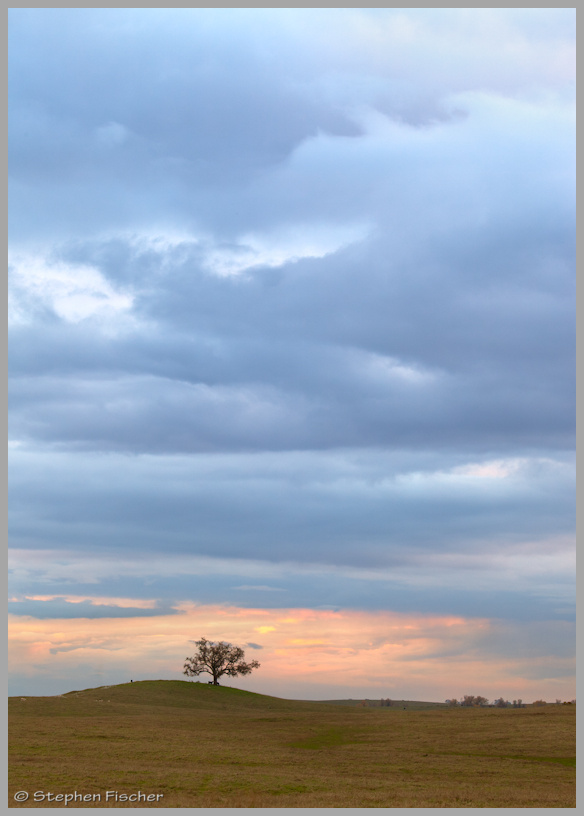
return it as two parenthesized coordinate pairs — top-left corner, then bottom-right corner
(9, 680), (575, 808)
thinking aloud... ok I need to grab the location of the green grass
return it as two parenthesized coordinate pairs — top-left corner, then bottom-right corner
(9, 680), (576, 808)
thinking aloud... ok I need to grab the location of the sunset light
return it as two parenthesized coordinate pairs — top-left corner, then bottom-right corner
(9, 8), (574, 708)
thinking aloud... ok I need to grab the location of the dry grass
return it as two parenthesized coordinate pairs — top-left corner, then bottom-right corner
(9, 681), (576, 808)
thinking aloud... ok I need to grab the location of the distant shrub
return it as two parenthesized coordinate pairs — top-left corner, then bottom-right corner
(494, 697), (511, 708)
(461, 695), (488, 707)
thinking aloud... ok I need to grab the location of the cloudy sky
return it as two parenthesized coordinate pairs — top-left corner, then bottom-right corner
(8, 8), (575, 702)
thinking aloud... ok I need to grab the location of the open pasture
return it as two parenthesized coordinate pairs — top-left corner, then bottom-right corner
(9, 681), (575, 808)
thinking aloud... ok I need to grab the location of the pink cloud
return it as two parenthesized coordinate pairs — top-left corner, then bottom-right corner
(8, 604), (575, 702)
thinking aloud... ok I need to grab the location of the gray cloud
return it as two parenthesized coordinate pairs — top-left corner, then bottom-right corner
(9, 91), (574, 456)
(8, 447), (575, 570)
(8, 8), (575, 654)
(9, 598), (178, 620)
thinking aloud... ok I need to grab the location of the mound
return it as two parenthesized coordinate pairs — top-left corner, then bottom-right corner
(13, 679), (331, 716)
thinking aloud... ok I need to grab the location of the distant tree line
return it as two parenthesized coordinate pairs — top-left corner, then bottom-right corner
(445, 695), (524, 708)
(356, 695), (575, 709)
(445, 696), (576, 707)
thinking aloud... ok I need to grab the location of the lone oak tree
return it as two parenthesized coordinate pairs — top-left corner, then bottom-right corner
(183, 637), (260, 685)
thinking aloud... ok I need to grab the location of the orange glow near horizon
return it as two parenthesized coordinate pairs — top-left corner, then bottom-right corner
(8, 602), (575, 702)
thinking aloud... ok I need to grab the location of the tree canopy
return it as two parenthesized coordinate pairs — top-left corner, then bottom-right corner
(183, 638), (260, 685)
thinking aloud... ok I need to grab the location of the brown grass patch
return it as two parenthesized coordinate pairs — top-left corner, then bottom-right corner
(9, 681), (576, 808)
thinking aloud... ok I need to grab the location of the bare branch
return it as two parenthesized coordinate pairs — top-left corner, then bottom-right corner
(183, 638), (261, 685)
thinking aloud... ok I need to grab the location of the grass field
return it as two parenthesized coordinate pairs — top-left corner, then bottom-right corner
(9, 680), (576, 808)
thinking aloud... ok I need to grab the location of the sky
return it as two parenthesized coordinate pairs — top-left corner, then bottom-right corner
(8, 8), (575, 702)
